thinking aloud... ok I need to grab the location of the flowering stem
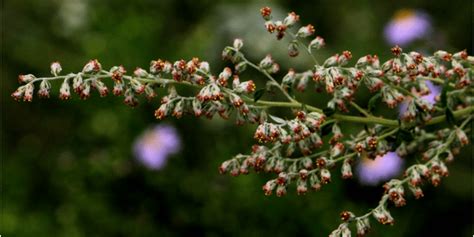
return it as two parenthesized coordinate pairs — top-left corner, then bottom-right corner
(289, 32), (319, 65)
(25, 71), (474, 128)
(418, 76), (456, 88)
(352, 115), (472, 222)
(243, 57), (298, 103)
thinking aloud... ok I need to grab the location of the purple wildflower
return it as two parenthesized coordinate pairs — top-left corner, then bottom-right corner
(356, 152), (404, 185)
(384, 9), (432, 46)
(133, 124), (181, 170)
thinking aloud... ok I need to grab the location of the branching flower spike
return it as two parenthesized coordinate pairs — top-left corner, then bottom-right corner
(12, 6), (473, 236)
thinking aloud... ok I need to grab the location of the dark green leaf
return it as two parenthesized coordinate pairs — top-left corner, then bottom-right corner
(440, 80), (449, 107)
(445, 108), (456, 126)
(320, 123), (333, 137)
(253, 89), (265, 102)
(323, 107), (336, 117)
(368, 92), (381, 112)
(398, 129), (414, 142)
(269, 115), (286, 124)
(287, 87), (293, 97)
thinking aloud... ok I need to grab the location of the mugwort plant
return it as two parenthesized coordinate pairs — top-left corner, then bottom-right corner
(12, 6), (473, 236)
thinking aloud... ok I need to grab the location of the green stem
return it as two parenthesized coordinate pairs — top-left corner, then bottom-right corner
(289, 32), (319, 65)
(350, 101), (371, 117)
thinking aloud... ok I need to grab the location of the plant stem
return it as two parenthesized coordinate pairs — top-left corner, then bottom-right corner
(242, 57), (298, 103)
(350, 101), (371, 117)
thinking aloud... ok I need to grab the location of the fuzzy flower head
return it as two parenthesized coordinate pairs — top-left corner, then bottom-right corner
(133, 124), (181, 170)
(384, 9), (432, 46)
(356, 152), (404, 185)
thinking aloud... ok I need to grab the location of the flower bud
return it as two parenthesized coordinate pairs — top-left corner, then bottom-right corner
(283, 11), (299, 27)
(341, 159), (353, 179)
(79, 81), (91, 100)
(282, 69), (296, 86)
(82, 59), (101, 73)
(144, 84), (157, 100)
(340, 224), (351, 237)
(72, 74), (83, 93)
(18, 74), (36, 84)
(276, 185), (287, 197)
(50, 61), (62, 76)
(356, 217), (371, 236)
(172, 99), (184, 118)
(309, 36), (325, 52)
(236, 80), (256, 94)
(320, 168), (331, 184)
(408, 185), (424, 199)
(11, 86), (26, 101)
(330, 142), (345, 158)
(296, 178), (308, 195)
(260, 6), (272, 20)
(296, 73), (309, 91)
(259, 55), (274, 69)
(262, 180), (276, 195)
(287, 40), (299, 57)
(93, 79), (108, 97)
(453, 50), (468, 60)
(391, 45), (402, 56)
(434, 50), (452, 61)
(133, 67), (148, 78)
(431, 173), (441, 187)
(372, 206), (394, 225)
(234, 61), (247, 74)
(130, 79), (145, 94)
(37, 80), (51, 98)
(22, 83), (35, 102)
(340, 211), (355, 222)
(296, 24), (315, 38)
(309, 173), (321, 191)
(337, 51), (352, 66)
(233, 38), (243, 51)
(324, 54), (339, 67)
(59, 79), (71, 100)
(112, 80), (124, 96)
(455, 128), (469, 146)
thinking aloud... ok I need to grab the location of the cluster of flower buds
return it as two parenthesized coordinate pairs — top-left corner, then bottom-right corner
(347, 127), (391, 159)
(258, 55), (280, 74)
(328, 223), (351, 237)
(252, 111), (326, 155)
(260, 7), (324, 57)
(260, 7), (304, 40)
(372, 205), (395, 225)
(384, 180), (406, 207)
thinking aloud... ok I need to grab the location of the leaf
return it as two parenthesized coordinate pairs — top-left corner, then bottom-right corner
(253, 89), (265, 102)
(445, 108), (456, 126)
(368, 93), (381, 113)
(440, 80), (450, 107)
(269, 115), (286, 124)
(286, 87), (294, 97)
(320, 123), (333, 137)
(398, 129), (414, 142)
(323, 107), (336, 117)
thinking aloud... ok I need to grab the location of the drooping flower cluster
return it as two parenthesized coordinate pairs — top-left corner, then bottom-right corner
(11, 6), (473, 237)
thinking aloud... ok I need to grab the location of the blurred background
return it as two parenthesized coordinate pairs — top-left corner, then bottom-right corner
(1, 0), (472, 236)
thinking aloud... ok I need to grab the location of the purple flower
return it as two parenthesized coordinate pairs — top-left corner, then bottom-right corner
(384, 9), (432, 46)
(398, 80), (441, 116)
(356, 152), (404, 185)
(133, 125), (181, 170)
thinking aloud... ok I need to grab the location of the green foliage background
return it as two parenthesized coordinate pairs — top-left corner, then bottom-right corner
(2, 0), (472, 236)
